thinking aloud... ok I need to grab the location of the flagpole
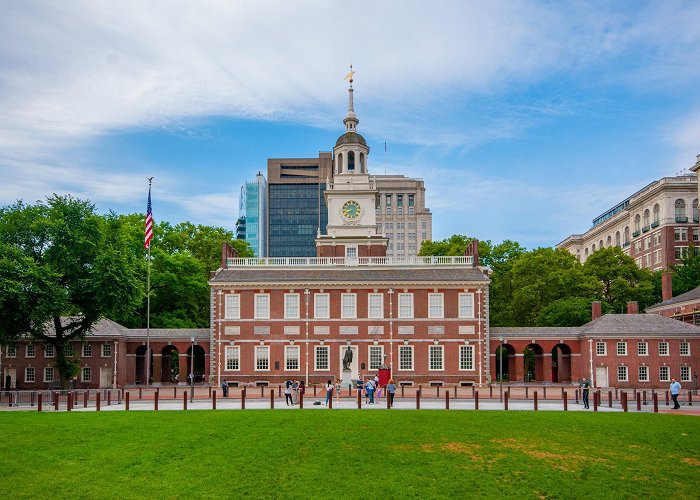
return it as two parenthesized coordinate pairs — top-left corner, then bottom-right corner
(145, 177), (154, 388)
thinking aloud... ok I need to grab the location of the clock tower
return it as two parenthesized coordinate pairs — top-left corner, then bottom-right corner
(316, 67), (388, 258)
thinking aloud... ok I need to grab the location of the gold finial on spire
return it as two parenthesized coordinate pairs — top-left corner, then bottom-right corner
(345, 64), (355, 85)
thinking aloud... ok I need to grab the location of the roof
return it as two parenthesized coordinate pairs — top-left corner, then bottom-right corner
(43, 317), (127, 338)
(210, 267), (490, 285)
(581, 313), (700, 336)
(126, 328), (209, 340)
(491, 327), (580, 337)
(335, 131), (367, 148)
(645, 286), (700, 312)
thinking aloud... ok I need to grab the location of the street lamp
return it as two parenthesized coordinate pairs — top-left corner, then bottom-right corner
(190, 335), (195, 403)
(499, 337), (504, 402)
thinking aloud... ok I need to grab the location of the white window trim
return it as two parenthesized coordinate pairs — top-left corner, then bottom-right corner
(284, 293), (300, 320)
(224, 294), (241, 319)
(368, 345), (384, 371)
(659, 366), (670, 382)
(596, 342), (607, 356)
(428, 293), (444, 319)
(101, 344), (112, 357)
(368, 293), (384, 319)
(398, 293), (414, 319)
(284, 345), (301, 372)
(429, 345), (444, 371)
(224, 345), (240, 372)
(638, 366), (649, 382)
(680, 342), (690, 356)
(314, 345), (330, 371)
(637, 342), (648, 356)
(617, 366), (628, 382)
(254, 346), (270, 371)
(459, 345), (475, 371)
(6, 346), (16, 358)
(254, 294), (270, 320)
(680, 366), (691, 382)
(82, 344), (92, 358)
(25, 367), (35, 383)
(314, 293), (330, 319)
(658, 342), (669, 356)
(44, 345), (55, 358)
(458, 293), (475, 319)
(25, 345), (36, 358)
(341, 293), (357, 319)
(616, 342), (627, 356)
(398, 345), (414, 371)
(81, 367), (91, 382)
(43, 367), (54, 383)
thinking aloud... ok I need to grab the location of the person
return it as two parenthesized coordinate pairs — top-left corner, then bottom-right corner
(693, 371), (698, 395)
(375, 383), (382, 403)
(334, 378), (342, 405)
(670, 378), (682, 409)
(365, 378), (375, 404)
(291, 380), (299, 405)
(188, 372), (194, 385)
(221, 379), (229, 398)
(580, 377), (590, 409)
(387, 379), (396, 407)
(325, 379), (334, 406)
(299, 380), (306, 404)
(356, 375), (364, 401)
(284, 380), (293, 406)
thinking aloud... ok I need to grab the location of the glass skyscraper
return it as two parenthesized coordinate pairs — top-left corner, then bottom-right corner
(236, 172), (267, 257)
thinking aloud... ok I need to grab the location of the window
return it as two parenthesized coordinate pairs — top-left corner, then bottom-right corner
(659, 366), (670, 382)
(44, 367), (54, 383)
(681, 366), (691, 382)
(341, 293), (357, 319)
(694, 228), (699, 242)
(675, 199), (686, 219)
(408, 194), (415, 214)
(254, 294), (270, 319)
(225, 294), (240, 319)
(7, 346), (16, 358)
(659, 342), (669, 356)
(694, 199), (699, 222)
(617, 366), (628, 382)
(346, 246), (357, 258)
(644, 236), (651, 250)
(653, 203), (660, 224)
(638, 366), (649, 382)
(680, 342), (690, 356)
(397, 194), (403, 208)
(398, 293), (414, 318)
(459, 345), (474, 371)
(634, 214), (640, 232)
(25, 367), (35, 383)
(616, 342), (627, 356)
(102, 344), (111, 357)
(399, 345), (413, 371)
(44, 344), (54, 358)
(385, 194), (392, 214)
(428, 293), (444, 318)
(653, 232), (662, 246)
(315, 346), (330, 371)
(459, 293), (474, 318)
(637, 342), (648, 356)
(429, 345), (444, 371)
(314, 293), (329, 319)
(255, 346), (270, 371)
(368, 293), (383, 319)
(643, 209), (650, 227)
(64, 344), (74, 357)
(675, 228), (687, 242)
(285, 346), (300, 371)
(675, 246), (689, 260)
(369, 346), (383, 370)
(285, 293), (300, 319)
(654, 249), (662, 264)
(225, 345), (240, 371)
(596, 342), (606, 356)
(81, 367), (91, 382)
(82, 344), (92, 357)
(26, 345), (36, 358)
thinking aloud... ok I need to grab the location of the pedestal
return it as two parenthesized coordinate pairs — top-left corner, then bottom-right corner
(341, 369), (354, 389)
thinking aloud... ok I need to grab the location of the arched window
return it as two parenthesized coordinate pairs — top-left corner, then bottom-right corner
(615, 231), (620, 247)
(336, 153), (343, 173)
(624, 226), (630, 244)
(592, 244), (596, 252)
(693, 199), (698, 222)
(607, 235), (612, 247)
(675, 199), (686, 220)
(599, 239), (604, 249)
(584, 248), (589, 257)
(653, 204), (660, 224)
(643, 209), (650, 228)
(360, 152), (366, 173)
(347, 151), (355, 172)
(634, 214), (641, 232)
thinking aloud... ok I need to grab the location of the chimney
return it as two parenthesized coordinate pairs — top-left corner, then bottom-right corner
(662, 271), (673, 302)
(591, 301), (602, 320)
(220, 241), (238, 269)
(464, 240), (479, 267)
(626, 301), (638, 314)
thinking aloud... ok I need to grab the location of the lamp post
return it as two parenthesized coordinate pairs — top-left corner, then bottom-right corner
(388, 288), (394, 373)
(499, 336), (504, 402)
(304, 289), (310, 386)
(190, 335), (195, 403)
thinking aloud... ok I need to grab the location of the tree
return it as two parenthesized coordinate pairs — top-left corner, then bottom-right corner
(535, 297), (596, 327)
(0, 196), (142, 386)
(671, 245), (700, 296)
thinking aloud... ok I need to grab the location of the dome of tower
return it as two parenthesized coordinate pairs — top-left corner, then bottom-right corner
(335, 131), (368, 148)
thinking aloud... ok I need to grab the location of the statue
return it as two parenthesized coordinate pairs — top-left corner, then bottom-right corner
(342, 347), (353, 371)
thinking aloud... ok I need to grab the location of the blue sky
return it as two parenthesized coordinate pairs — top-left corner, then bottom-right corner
(1, 0), (699, 249)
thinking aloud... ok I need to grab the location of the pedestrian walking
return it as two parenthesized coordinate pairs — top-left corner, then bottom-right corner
(325, 380), (333, 406)
(387, 379), (396, 407)
(365, 379), (375, 404)
(334, 378), (342, 404)
(670, 378), (682, 409)
(221, 379), (229, 398)
(580, 377), (590, 409)
(285, 380), (293, 406)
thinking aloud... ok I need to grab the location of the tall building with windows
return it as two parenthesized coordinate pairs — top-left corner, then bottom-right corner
(236, 172), (267, 257)
(267, 153), (333, 257)
(557, 173), (698, 270)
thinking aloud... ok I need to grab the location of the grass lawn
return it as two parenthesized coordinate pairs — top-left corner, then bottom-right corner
(1, 411), (698, 499)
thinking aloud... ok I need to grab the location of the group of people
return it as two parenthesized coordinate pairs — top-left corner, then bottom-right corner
(579, 376), (686, 410)
(321, 375), (398, 407)
(284, 379), (306, 406)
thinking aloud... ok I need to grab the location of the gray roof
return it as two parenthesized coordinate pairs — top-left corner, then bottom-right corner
(43, 317), (127, 338)
(646, 286), (700, 311)
(491, 327), (580, 337)
(126, 328), (209, 340)
(335, 131), (367, 148)
(581, 313), (700, 336)
(210, 267), (489, 285)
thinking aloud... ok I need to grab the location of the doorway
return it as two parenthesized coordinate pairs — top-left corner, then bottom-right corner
(595, 367), (608, 388)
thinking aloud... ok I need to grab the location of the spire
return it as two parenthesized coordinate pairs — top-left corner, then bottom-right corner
(343, 65), (358, 132)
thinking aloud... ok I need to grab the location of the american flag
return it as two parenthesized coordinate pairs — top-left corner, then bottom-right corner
(144, 184), (153, 249)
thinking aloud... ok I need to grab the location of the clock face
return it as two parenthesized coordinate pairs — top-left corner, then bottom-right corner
(341, 200), (362, 220)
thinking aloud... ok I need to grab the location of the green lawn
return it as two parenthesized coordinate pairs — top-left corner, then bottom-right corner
(1, 411), (698, 499)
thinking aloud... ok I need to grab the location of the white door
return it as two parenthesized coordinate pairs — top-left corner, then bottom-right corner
(595, 367), (608, 388)
(4, 368), (16, 389)
(99, 367), (112, 388)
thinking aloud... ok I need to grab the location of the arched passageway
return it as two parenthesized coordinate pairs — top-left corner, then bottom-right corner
(186, 345), (207, 382)
(551, 344), (572, 383)
(161, 345), (180, 383)
(495, 343), (516, 382)
(135, 345), (152, 385)
(523, 344), (544, 382)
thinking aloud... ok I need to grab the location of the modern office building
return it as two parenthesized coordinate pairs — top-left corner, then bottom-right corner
(266, 153), (333, 257)
(557, 173), (699, 270)
(235, 172), (267, 257)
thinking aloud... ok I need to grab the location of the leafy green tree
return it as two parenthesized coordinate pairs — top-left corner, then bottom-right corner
(0, 196), (142, 386)
(671, 245), (700, 296)
(535, 297), (596, 327)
